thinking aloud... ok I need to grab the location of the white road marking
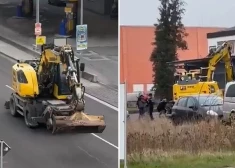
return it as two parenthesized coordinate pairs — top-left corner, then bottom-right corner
(84, 93), (118, 111)
(91, 133), (118, 149)
(6, 85), (14, 91)
(5, 85), (118, 149)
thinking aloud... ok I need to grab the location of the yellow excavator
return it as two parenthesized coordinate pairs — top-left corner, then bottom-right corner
(4, 43), (106, 134)
(173, 41), (234, 101)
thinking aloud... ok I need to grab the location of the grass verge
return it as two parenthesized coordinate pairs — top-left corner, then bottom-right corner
(121, 152), (235, 168)
(126, 117), (235, 168)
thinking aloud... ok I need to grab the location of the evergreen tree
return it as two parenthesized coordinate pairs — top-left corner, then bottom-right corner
(150, 0), (188, 99)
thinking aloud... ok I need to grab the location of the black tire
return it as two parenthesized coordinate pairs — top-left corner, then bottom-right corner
(9, 95), (19, 117)
(24, 106), (38, 129)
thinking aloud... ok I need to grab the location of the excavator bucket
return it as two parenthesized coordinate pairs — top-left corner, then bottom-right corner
(47, 112), (106, 134)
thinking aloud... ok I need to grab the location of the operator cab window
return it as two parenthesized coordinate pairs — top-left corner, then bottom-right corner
(225, 84), (235, 97)
(58, 64), (70, 95)
(17, 70), (28, 83)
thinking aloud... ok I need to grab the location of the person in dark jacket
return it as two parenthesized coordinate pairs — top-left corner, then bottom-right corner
(147, 93), (154, 120)
(157, 98), (167, 116)
(137, 95), (146, 119)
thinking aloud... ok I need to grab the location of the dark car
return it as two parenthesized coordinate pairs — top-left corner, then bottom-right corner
(169, 94), (223, 124)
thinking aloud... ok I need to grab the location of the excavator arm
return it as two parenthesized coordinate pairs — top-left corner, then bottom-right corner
(201, 42), (234, 82)
(37, 44), (85, 109)
(58, 45), (85, 110)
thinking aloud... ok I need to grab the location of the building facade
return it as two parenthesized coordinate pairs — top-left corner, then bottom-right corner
(120, 26), (225, 93)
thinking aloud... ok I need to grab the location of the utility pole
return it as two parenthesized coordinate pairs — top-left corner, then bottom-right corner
(0, 142), (2, 168)
(80, 0), (83, 25)
(36, 0), (39, 23)
(124, 82), (128, 168)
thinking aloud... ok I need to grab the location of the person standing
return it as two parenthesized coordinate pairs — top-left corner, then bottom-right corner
(157, 98), (167, 116)
(137, 95), (145, 119)
(147, 93), (154, 120)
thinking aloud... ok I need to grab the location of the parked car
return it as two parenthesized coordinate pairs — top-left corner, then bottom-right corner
(222, 81), (235, 124)
(169, 94), (223, 124)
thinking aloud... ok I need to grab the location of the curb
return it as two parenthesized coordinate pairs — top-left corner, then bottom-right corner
(0, 35), (98, 83)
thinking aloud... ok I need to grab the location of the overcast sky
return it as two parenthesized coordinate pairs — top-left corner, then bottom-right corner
(120, 0), (235, 27)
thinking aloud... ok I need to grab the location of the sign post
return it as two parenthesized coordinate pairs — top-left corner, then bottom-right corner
(76, 24), (87, 51)
(0, 140), (11, 168)
(119, 82), (128, 168)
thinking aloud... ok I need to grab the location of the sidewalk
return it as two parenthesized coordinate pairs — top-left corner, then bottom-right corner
(0, 0), (118, 88)
(0, 40), (118, 107)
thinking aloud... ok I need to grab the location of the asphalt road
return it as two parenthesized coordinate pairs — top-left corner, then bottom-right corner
(0, 54), (118, 168)
(0, 0), (118, 89)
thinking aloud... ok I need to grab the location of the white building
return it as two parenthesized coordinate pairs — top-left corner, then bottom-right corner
(207, 27), (235, 55)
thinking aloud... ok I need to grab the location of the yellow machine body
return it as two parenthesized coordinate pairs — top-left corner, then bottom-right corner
(173, 81), (221, 101)
(12, 63), (39, 97)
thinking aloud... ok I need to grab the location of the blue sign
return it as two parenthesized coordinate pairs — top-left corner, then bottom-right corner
(76, 24), (88, 51)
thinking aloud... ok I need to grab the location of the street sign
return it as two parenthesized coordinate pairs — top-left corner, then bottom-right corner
(76, 24), (87, 51)
(0, 140), (11, 157)
(36, 36), (46, 45)
(35, 22), (42, 36)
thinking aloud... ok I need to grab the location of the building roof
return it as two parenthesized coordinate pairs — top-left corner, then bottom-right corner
(207, 26), (234, 39)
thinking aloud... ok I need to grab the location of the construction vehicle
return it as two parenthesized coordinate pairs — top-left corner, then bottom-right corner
(4, 43), (106, 134)
(173, 41), (234, 101)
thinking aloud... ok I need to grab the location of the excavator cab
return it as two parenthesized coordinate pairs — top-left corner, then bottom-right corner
(53, 60), (85, 100)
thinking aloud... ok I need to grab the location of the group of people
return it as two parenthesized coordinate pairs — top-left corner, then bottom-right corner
(136, 93), (174, 120)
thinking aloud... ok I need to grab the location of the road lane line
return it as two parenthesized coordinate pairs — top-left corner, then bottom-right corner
(6, 85), (14, 91)
(5, 85), (118, 149)
(84, 93), (118, 111)
(91, 133), (118, 149)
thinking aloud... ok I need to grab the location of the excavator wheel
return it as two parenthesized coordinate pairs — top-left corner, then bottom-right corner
(9, 94), (20, 117)
(24, 104), (39, 129)
(46, 115), (58, 134)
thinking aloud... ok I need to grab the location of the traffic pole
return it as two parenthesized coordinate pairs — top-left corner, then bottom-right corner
(80, 0), (83, 25)
(0, 141), (3, 168)
(124, 81), (128, 168)
(36, 0), (39, 23)
(35, 0), (39, 51)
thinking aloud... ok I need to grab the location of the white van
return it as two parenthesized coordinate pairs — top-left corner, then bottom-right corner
(223, 81), (235, 123)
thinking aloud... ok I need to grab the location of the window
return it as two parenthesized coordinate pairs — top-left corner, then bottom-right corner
(209, 46), (216, 52)
(198, 96), (223, 106)
(225, 84), (235, 97)
(17, 70), (28, 83)
(58, 64), (70, 95)
(186, 97), (196, 108)
(177, 97), (187, 107)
